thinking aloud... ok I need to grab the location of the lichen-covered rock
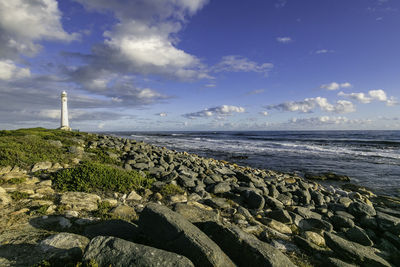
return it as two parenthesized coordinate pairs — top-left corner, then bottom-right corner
(60, 191), (101, 211)
(83, 236), (194, 267)
(173, 203), (219, 223)
(31, 161), (53, 172)
(40, 233), (89, 262)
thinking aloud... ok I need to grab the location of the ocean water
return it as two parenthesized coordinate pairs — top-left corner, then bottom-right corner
(111, 131), (400, 197)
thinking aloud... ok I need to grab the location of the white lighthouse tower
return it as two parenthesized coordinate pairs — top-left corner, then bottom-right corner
(59, 91), (71, 131)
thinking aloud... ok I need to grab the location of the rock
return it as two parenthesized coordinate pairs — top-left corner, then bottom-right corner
(326, 257), (358, 267)
(168, 194), (188, 203)
(299, 218), (333, 233)
(265, 196), (284, 210)
(277, 194), (293, 206)
(0, 166), (12, 175)
(60, 192), (101, 211)
(324, 232), (391, 267)
(40, 233), (89, 263)
(139, 203), (235, 267)
(376, 211), (400, 234)
(84, 220), (140, 240)
(102, 198), (118, 207)
(383, 231), (400, 249)
(376, 207), (400, 218)
(293, 236), (328, 254)
(111, 205), (137, 220)
(211, 182), (231, 194)
(198, 221), (295, 267)
(338, 197), (353, 208)
(243, 189), (265, 209)
(178, 176), (197, 188)
(331, 215), (355, 229)
(0, 191), (11, 206)
(31, 161), (53, 172)
(126, 190), (142, 201)
(174, 203), (219, 223)
(204, 197), (231, 209)
(35, 187), (55, 195)
(345, 226), (373, 246)
(267, 209), (293, 224)
(360, 216), (378, 230)
(303, 231), (326, 246)
(83, 236), (194, 267)
(68, 146), (84, 154)
(294, 207), (322, 220)
(348, 201), (376, 217)
(260, 218), (292, 234)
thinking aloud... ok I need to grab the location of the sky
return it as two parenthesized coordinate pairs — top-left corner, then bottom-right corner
(0, 0), (399, 131)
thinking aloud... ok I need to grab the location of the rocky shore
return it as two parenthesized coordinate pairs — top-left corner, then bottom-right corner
(0, 129), (399, 266)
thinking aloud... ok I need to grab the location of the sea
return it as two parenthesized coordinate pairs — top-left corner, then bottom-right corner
(110, 131), (400, 197)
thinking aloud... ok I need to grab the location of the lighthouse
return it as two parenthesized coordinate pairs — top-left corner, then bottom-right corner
(59, 91), (71, 131)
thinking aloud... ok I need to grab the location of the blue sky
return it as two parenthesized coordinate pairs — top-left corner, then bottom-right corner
(0, 0), (399, 131)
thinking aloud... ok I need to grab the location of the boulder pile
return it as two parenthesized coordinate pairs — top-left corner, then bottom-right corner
(0, 133), (399, 266)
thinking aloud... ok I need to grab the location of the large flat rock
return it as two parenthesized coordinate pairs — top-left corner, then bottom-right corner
(139, 203), (235, 267)
(324, 232), (391, 267)
(197, 221), (296, 267)
(83, 236), (194, 267)
(60, 192), (101, 211)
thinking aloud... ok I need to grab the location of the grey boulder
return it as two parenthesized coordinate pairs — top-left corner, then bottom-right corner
(83, 236), (194, 267)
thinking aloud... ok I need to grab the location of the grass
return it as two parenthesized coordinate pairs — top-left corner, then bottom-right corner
(0, 127), (122, 170)
(0, 128), (85, 169)
(159, 184), (185, 196)
(51, 161), (154, 194)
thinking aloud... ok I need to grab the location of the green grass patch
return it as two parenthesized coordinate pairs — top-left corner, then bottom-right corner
(10, 191), (30, 200)
(0, 128), (88, 169)
(159, 184), (185, 196)
(51, 161), (154, 194)
(85, 147), (121, 166)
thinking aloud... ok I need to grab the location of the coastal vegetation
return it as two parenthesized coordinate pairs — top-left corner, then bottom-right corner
(51, 161), (154, 194)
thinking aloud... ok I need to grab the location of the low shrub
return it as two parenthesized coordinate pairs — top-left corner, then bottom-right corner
(10, 191), (30, 200)
(159, 184), (185, 196)
(51, 161), (154, 194)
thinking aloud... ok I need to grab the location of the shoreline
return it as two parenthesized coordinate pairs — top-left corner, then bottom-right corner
(1, 128), (399, 266)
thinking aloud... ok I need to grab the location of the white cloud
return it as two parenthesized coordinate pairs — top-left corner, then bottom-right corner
(267, 97), (356, 114)
(260, 111), (269, 116)
(339, 89), (398, 106)
(0, 60), (30, 80)
(204, 83), (216, 88)
(276, 37), (292, 43)
(157, 112), (167, 117)
(320, 82), (352, 91)
(315, 49), (334, 54)
(213, 55), (273, 75)
(73, 0), (209, 80)
(0, 0), (78, 58)
(183, 105), (245, 119)
(289, 116), (372, 126)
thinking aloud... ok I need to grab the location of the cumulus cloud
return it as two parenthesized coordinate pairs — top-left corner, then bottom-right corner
(267, 97), (356, 114)
(70, 0), (210, 80)
(0, 0), (77, 59)
(213, 56), (273, 75)
(276, 37), (292, 43)
(338, 89), (398, 106)
(289, 116), (372, 126)
(156, 112), (168, 117)
(320, 82), (352, 91)
(0, 60), (30, 80)
(260, 111), (269, 116)
(183, 105), (245, 119)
